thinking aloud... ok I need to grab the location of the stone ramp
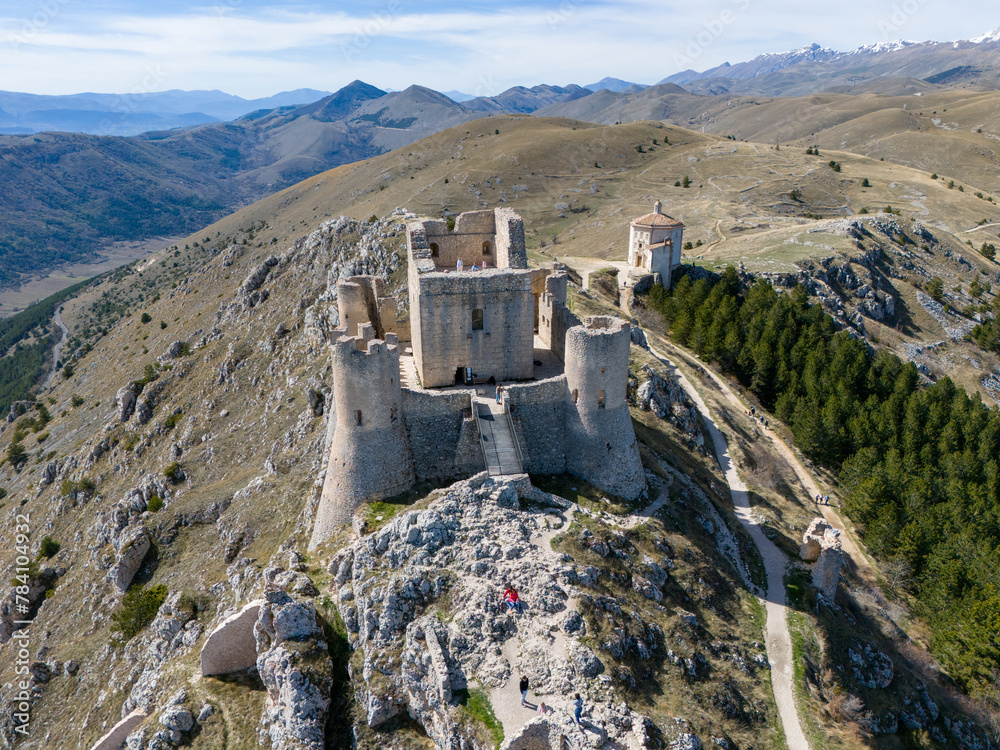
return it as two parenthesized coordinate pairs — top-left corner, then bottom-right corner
(475, 399), (523, 476)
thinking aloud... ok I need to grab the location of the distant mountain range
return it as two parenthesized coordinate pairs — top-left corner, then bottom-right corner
(0, 88), (331, 136)
(658, 29), (1000, 95)
(3, 26), (1000, 285)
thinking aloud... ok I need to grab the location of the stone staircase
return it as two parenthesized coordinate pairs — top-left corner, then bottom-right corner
(474, 398), (523, 476)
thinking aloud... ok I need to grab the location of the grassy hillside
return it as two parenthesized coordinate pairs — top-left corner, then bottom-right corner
(0, 115), (997, 748)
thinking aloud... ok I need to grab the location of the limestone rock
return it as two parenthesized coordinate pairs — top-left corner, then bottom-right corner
(108, 524), (150, 595)
(255, 592), (332, 750)
(166, 341), (187, 359)
(116, 384), (138, 422)
(158, 706), (194, 732)
(634, 365), (706, 453)
(135, 399), (153, 425)
(800, 518), (843, 601)
(40, 459), (60, 486)
(331, 475), (658, 749)
(848, 643), (894, 689)
(200, 600), (264, 676)
(7, 400), (33, 423)
(630, 324), (649, 349)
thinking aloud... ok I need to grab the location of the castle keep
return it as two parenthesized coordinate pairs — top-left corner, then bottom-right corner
(310, 206), (669, 548)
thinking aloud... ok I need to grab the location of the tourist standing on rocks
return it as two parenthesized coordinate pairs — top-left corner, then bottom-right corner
(573, 693), (583, 725)
(519, 675), (529, 707)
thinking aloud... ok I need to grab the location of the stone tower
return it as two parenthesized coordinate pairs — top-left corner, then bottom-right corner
(309, 328), (415, 549)
(563, 316), (645, 499)
(628, 200), (684, 288)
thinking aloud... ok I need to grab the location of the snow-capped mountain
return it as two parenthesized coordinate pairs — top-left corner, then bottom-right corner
(971, 27), (1000, 43)
(658, 28), (1000, 94)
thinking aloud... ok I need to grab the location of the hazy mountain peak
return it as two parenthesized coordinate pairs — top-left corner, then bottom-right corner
(584, 77), (646, 93)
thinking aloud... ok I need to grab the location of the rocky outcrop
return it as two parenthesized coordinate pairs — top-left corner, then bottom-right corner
(121, 591), (204, 717)
(634, 365), (706, 453)
(848, 643), (894, 689)
(6, 400), (34, 423)
(255, 591), (332, 750)
(116, 383), (138, 422)
(200, 600), (264, 676)
(328, 475), (657, 749)
(800, 518), (843, 601)
(0, 571), (50, 643)
(108, 524), (150, 595)
(799, 517), (835, 562)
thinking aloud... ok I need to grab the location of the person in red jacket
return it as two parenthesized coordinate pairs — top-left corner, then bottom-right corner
(502, 584), (521, 613)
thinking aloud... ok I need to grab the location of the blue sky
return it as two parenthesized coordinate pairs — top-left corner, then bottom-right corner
(0, 0), (994, 97)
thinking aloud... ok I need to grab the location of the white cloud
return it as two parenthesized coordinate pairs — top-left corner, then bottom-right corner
(0, 1), (992, 96)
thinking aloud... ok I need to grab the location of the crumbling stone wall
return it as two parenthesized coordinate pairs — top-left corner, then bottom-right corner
(493, 207), (528, 270)
(539, 271), (580, 362)
(337, 276), (399, 340)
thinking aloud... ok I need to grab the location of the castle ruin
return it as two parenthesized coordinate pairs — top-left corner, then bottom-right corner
(310, 206), (665, 549)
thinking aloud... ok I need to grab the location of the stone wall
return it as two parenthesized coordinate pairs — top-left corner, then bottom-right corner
(337, 277), (378, 338)
(504, 376), (568, 475)
(412, 271), (535, 388)
(310, 332), (415, 548)
(403, 388), (485, 481)
(493, 207), (528, 270)
(337, 275), (401, 340)
(564, 317), (645, 499)
(539, 271), (579, 362)
(424, 211), (497, 270)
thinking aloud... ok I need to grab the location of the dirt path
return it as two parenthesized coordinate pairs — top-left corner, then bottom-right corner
(489, 484), (681, 741)
(647, 343), (811, 750)
(653, 338), (872, 581)
(488, 506), (579, 738)
(43, 305), (68, 390)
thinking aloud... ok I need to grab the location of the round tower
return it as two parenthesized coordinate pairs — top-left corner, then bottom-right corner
(310, 332), (415, 549)
(564, 316), (645, 499)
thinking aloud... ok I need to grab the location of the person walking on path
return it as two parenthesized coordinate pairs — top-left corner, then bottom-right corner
(519, 676), (529, 707)
(572, 693), (583, 725)
(495, 384), (503, 404)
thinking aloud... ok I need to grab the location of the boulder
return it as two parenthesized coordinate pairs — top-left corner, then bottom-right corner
(116, 384), (138, 422)
(159, 706), (194, 733)
(200, 600), (264, 676)
(40, 460), (60, 486)
(108, 525), (150, 595)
